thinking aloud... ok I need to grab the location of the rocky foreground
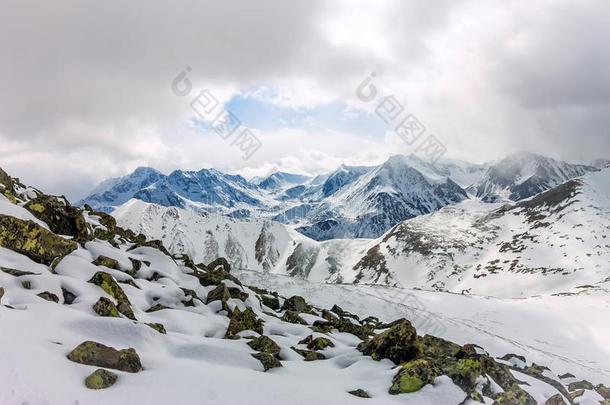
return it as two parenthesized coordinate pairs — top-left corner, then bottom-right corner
(0, 167), (608, 405)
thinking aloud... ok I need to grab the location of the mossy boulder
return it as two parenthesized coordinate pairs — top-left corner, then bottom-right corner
(92, 297), (120, 317)
(282, 310), (308, 325)
(389, 359), (441, 395)
(206, 283), (231, 304)
(359, 319), (418, 364)
(348, 389), (371, 398)
(146, 322), (167, 334)
(299, 335), (334, 351)
(24, 195), (91, 241)
(292, 347), (326, 361)
(260, 294), (280, 310)
(37, 291), (59, 303)
(0, 214), (77, 265)
(446, 358), (482, 394)
(568, 380), (594, 391)
(493, 385), (537, 405)
(88, 272), (135, 320)
(251, 352), (282, 371)
(67, 341), (142, 373)
(281, 295), (311, 313)
(92, 255), (121, 270)
(84, 369), (118, 390)
(248, 335), (281, 356)
(225, 307), (264, 338)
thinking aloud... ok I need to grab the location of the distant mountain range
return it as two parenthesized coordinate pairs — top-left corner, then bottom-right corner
(112, 166), (610, 298)
(79, 152), (602, 240)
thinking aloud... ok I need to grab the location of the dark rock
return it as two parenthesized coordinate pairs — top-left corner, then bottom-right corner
(0, 287), (4, 303)
(24, 195), (91, 241)
(292, 347), (326, 361)
(389, 359), (441, 394)
(207, 257), (231, 273)
(1, 267), (38, 277)
(21, 280), (32, 289)
(260, 294), (280, 310)
(499, 353), (527, 364)
(62, 287), (76, 304)
(84, 369), (118, 390)
(568, 380), (594, 391)
(225, 307), (264, 338)
(248, 335), (281, 356)
(67, 341), (142, 373)
(359, 319), (418, 364)
(282, 310), (308, 325)
(348, 389), (371, 398)
(206, 283), (231, 304)
(88, 272), (135, 320)
(545, 393), (568, 405)
(37, 291), (59, 303)
(251, 352), (282, 371)
(146, 304), (169, 313)
(282, 295), (311, 313)
(146, 323), (167, 334)
(93, 255), (121, 270)
(299, 335), (334, 351)
(597, 385), (610, 399)
(493, 384), (537, 405)
(92, 297), (120, 317)
(0, 214), (77, 265)
(559, 373), (575, 379)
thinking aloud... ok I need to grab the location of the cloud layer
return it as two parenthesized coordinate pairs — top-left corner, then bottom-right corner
(0, 0), (608, 199)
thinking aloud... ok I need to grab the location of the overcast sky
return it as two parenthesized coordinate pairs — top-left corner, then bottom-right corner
(1, 0), (609, 200)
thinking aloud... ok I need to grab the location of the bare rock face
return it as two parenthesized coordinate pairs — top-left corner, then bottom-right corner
(67, 341), (142, 373)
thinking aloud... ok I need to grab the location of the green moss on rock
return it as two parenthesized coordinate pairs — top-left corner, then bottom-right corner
(146, 322), (167, 334)
(251, 352), (282, 371)
(359, 319), (418, 364)
(84, 369), (118, 390)
(88, 272), (135, 320)
(67, 341), (142, 373)
(92, 297), (120, 317)
(248, 335), (281, 356)
(0, 214), (77, 265)
(92, 255), (121, 271)
(389, 359), (441, 395)
(225, 307), (264, 338)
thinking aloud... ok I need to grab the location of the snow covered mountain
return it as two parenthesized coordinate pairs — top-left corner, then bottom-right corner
(114, 167), (610, 299)
(79, 155), (473, 240)
(472, 152), (597, 202)
(79, 167), (271, 214)
(296, 155), (468, 240)
(348, 167), (610, 297)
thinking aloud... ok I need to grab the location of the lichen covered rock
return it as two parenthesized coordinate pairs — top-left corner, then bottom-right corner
(389, 359), (441, 395)
(225, 307), (264, 338)
(0, 214), (77, 265)
(251, 352), (282, 371)
(281, 295), (311, 313)
(248, 335), (281, 356)
(146, 322), (167, 334)
(92, 255), (121, 270)
(92, 297), (120, 317)
(359, 319), (418, 364)
(88, 271), (135, 320)
(84, 369), (118, 390)
(67, 341), (142, 373)
(281, 310), (308, 325)
(24, 195), (91, 241)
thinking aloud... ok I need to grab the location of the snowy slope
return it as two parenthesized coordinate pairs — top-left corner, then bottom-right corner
(6, 173), (604, 405)
(351, 168), (610, 297)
